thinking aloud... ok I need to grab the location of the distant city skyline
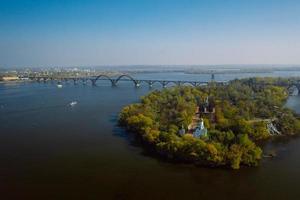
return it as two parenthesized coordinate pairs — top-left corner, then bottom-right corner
(1, 0), (300, 67)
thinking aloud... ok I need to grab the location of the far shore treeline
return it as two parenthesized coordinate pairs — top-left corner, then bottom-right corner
(119, 77), (300, 169)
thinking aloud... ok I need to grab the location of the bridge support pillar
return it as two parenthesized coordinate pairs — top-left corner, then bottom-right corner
(111, 80), (117, 87)
(73, 79), (77, 85)
(145, 81), (153, 88)
(211, 73), (215, 82)
(149, 82), (153, 88)
(162, 81), (167, 88)
(135, 81), (141, 87)
(176, 81), (182, 86)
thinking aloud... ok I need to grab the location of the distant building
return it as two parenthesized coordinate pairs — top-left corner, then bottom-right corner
(1, 76), (19, 81)
(193, 118), (208, 138)
(19, 77), (29, 81)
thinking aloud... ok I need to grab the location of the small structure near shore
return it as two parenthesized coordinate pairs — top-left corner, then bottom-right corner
(267, 121), (281, 135)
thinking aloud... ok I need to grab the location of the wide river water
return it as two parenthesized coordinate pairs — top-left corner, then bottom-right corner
(1, 71), (300, 200)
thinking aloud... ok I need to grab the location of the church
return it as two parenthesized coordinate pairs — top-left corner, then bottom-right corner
(178, 118), (208, 138)
(193, 118), (208, 138)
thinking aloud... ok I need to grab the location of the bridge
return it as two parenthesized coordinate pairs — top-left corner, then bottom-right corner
(244, 78), (300, 96)
(24, 74), (300, 95)
(27, 73), (226, 88)
(284, 82), (300, 96)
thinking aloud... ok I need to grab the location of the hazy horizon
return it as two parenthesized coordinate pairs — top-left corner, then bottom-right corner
(1, 0), (300, 68)
(3, 64), (300, 71)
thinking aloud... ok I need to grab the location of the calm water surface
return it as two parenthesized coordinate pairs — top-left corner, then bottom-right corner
(1, 72), (300, 200)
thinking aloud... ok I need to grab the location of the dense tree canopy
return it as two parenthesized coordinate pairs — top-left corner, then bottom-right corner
(119, 78), (300, 169)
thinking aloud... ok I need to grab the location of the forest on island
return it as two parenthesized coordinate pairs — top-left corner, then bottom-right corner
(119, 77), (300, 169)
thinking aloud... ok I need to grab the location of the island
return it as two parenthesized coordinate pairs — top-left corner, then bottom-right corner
(119, 77), (300, 169)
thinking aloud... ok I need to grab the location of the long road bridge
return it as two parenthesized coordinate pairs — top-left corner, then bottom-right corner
(27, 74), (226, 88)
(25, 74), (300, 95)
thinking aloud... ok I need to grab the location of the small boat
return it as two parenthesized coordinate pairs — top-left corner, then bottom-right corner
(57, 84), (63, 88)
(263, 150), (276, 158)
(70, 101), (77, 106)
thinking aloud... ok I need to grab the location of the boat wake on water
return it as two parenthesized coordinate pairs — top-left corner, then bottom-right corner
(69, 101), (78, 107)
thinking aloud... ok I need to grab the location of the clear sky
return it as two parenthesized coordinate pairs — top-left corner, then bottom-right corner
(0, 0), (300, 67)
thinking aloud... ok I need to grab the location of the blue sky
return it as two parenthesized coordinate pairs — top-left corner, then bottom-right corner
(0, 0), (300, 67)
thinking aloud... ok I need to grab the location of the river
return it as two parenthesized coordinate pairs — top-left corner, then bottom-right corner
(1, 71), (300, 200)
